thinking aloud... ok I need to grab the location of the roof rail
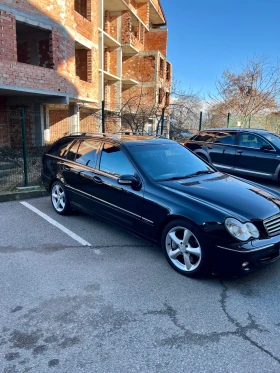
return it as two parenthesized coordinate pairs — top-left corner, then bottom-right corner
(67, 131), (120, 140)
(113, 131), (162, 137)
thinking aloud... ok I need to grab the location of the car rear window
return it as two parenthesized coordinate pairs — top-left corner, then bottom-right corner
(75, 140), (100, 168)
(47, 138), (74, 158)
(193, 132), (216, 142)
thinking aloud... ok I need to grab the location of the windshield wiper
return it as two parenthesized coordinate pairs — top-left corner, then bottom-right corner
(159, 170), (215, 182)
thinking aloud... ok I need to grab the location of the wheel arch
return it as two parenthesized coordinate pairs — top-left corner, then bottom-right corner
(157, 214), (201, 242)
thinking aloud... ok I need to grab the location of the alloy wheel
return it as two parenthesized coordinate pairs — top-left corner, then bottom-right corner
(165, 226), (202, 272)
(52, 184), (66, 212)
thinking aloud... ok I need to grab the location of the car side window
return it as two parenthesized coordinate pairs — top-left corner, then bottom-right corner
(239, 133), (270, 149)
(194, 132), (216, 143)
(214, 132), (237, 145)
(99, 143), (134, 176)
(66, 141), (81, 161)
(47, 138), (74, 158)
(75, 140), (100, 168)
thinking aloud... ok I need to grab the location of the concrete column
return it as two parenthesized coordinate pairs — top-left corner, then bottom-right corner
(68, 103), (80, 133)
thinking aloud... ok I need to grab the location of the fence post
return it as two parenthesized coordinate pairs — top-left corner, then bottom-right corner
(199, 112), (203, 131)
(161, 106), (166, 135)
(227, 113), (230, 128)
(102, 100), (105, 133)
(20, 108), (28, 187)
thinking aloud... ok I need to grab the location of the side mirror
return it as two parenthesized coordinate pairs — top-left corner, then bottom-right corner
(117, 174), (139, 186)
(261, 144), (274, 151)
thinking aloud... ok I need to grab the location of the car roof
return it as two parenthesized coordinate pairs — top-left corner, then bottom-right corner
(201, 128), (270, 134)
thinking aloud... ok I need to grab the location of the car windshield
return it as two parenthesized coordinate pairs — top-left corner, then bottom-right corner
(262, 133), (280, 148)
(129, 143), (215, 181)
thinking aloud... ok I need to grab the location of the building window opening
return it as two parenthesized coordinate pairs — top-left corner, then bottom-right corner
(166, 62), (171, 81)
(74, 0), (91, 21)
(159, 58), (164, 78)
(165, 92), (170, 106)
(158, 88), (164, 104)
(16, 21), (53, 68)
(75, 42), (92, 82)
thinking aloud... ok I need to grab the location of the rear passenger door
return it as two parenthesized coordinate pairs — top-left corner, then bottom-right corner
(210, 131), (237, 171)
(61, 139), (101, 209)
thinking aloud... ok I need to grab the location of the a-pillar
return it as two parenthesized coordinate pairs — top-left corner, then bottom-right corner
(68, 103), (80, 133)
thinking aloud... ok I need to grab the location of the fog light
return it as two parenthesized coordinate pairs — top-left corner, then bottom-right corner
(242, 262), (249, 268)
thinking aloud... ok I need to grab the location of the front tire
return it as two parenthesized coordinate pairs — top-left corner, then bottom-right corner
(51, 181), (71, 215)
(161, 219), (210, 278)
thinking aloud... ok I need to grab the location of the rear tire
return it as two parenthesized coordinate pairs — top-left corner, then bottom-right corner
(161, 219), (210, 278)
(51, 181), (71, 215)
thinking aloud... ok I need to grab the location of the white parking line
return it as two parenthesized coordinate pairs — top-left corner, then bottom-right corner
(20, 201), (91, 247)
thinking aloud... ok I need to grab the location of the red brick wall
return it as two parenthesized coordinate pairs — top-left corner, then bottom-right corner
(121, 11), (131, 45)
(0, 2), (99, 103)
(80, 110), (98, 132)
(145, 29), (167, 57)
(49, 110), (69, 142)
(0, 11), (17, 62)
(137, 2), (149, 26)
(122, 55), (155, 82)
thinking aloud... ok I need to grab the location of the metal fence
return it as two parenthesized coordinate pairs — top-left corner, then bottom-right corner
(0, 108), (168, 192)
(203, 113), (280, 133)
(0, 109), (101, 192)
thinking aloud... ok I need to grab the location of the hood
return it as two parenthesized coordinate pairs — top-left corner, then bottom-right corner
(159, 172), (280, 221)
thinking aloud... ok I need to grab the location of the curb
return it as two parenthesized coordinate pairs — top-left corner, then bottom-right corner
(0, 189), (49, 203)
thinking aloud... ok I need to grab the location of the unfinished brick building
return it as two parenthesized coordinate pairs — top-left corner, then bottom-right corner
(0, 0), (171, 146)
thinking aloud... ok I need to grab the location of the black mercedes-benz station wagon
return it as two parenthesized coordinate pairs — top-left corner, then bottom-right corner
(184, 128), (280, 182)
(42, 132), (280, 277)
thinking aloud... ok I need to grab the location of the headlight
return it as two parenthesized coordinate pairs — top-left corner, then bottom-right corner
(225, 218), (260, 241)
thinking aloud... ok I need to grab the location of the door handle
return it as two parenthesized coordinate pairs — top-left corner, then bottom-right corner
(93, 176), (103, 184)
(237, 150), (243, 154)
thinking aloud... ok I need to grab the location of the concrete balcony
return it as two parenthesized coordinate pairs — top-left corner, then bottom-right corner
(103, 31), (121, 48)
(104, 0), (127, 11)
(150, 0), (166, 25)
(122, 42), (139, 56)
(122, 78), (139, 86)
(102, 70), (121, 82)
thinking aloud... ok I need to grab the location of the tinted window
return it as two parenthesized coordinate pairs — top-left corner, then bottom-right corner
(239, 133), (270, 149)
(75, 140), (100, 168)
(66, 141), (80, 161)
(193, 132), (216, 143)
(100, 144), (134, 176)
(214, 132), (237, 145)
(47, 138), (74, 158)
(263, 133), (280, 148)
(129, 143), (213, 181)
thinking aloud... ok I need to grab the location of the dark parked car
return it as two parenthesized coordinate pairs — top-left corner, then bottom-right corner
(184, 128), (280, 182)
(42, 132), (280, 277)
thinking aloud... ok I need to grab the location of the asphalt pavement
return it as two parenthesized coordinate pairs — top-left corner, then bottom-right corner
(1, 178), (280, 373)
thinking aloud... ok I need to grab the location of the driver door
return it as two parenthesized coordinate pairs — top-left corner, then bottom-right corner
(90, 142), (146, 231)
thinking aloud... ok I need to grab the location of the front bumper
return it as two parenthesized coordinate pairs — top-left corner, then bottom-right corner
(212, 235), (280, 276)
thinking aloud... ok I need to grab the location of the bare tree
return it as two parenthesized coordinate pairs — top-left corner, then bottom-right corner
(169, 80), (202, 139)
(208, 57), (280, 125)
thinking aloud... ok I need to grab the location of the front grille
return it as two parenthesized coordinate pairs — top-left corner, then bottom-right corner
(264, 213), (280, 236)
